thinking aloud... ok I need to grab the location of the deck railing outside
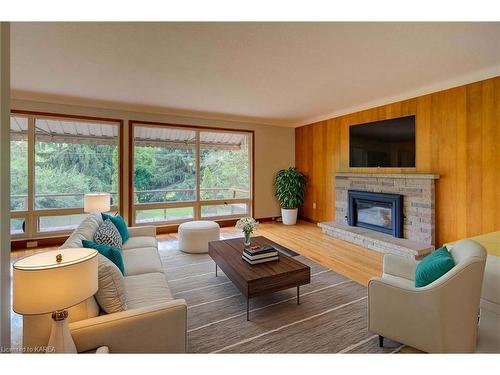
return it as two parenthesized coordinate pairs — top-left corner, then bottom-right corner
(10, 187), (250, 234)
(11, 187), (249, 210)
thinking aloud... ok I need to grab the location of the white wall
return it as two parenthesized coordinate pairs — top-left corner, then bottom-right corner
(10, 98), (296, 221)
(0, 22), (11, 350)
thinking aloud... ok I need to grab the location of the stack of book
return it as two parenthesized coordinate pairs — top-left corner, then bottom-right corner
(242, 245), (279, 265)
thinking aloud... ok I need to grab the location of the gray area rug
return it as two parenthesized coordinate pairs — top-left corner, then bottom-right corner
(160, 244), (404, 353)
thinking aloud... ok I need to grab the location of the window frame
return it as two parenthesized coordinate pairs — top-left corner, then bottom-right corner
(129, 120), (254, 227)
(10, 110), (124, 239)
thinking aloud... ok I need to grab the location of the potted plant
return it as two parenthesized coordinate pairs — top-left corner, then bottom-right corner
(274, 167), (306, 225)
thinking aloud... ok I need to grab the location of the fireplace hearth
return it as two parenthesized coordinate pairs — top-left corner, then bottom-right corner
(348, 190), (403, 238)
(319, 173), (439, 259)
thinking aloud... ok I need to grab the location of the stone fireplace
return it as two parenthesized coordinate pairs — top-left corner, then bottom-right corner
(319, 173), (439, 259)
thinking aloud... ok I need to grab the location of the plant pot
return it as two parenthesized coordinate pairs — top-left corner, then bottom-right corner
(281, 208), (298, 225)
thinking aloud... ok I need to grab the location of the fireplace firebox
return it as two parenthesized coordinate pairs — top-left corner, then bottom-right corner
(347, 190), (403, 238)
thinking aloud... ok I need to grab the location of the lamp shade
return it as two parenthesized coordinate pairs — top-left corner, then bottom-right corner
(84, 193), (110, 213)
(13, 248), (98, 315)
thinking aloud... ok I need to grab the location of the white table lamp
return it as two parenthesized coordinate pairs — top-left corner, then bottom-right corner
(84, 193), (111, 213)
(13, 248), (98, 353)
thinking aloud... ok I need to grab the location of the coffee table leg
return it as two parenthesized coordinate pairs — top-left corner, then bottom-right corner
(297, 286), (300, 305)
(215, 264), (217, 277)
(246, 297), (250, 321)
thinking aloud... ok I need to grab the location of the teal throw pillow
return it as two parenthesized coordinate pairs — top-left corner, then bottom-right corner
(415, 246), (455, 287)
(82, 239), (125, 275)
(101, 213), (129, 243)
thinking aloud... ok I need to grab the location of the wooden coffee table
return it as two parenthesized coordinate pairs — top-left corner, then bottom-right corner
(208, 236), (311, 320)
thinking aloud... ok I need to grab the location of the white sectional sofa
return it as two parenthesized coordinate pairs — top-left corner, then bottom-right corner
(23, 214), (187, 353)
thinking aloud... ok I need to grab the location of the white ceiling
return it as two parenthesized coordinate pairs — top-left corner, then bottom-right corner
(10, 22), (500, 127)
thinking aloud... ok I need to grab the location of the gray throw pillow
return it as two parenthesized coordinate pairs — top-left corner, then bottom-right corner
(95, 254), (127, 314)
(94, 219), (122, 249)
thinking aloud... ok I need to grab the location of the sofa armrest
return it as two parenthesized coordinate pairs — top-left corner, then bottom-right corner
(127, 225), (157, 238)
(383, 254), (419, 281)
(69, 299), (187, 353)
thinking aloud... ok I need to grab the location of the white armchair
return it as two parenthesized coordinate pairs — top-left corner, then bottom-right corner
(368, 239), (487, 353)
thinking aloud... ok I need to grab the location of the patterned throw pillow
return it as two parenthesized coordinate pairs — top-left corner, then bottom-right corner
(101, 213), (129, 243)
(94, 219), (122, 249)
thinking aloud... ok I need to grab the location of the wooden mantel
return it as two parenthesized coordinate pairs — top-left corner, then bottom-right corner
(335, 172), (440, 180)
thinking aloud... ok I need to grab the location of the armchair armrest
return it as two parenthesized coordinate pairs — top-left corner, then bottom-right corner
(383, 254), (419, 281)
(69, 299), (187, 353)
(127, 225), (157, 238)
(368, 277), (440, 349)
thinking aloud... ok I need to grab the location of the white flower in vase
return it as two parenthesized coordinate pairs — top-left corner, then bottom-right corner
(235, 217), (259, 246)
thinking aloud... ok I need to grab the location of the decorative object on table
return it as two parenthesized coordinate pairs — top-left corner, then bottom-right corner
(274, 167), (307, 225)
(242, 244), (279, 265)
(13, 248), (98, 353)
(236, 217), (259, 246)
(84, 192), (111, 213)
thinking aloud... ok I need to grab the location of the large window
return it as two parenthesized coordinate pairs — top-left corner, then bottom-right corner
(132, 123), (252, 225)
(9, 113), (252, 240)
(10, 113), (121, 238)
(10, 116), (29, 236)
(133, 127), (196, 205)
(10, 117), (28, 212)
(200, 131), (250, 201)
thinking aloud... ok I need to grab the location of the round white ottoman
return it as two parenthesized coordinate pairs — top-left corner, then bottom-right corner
(178, 220), (220, 254)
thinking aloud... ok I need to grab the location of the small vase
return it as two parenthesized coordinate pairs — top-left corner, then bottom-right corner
(244, 231), (252, 247)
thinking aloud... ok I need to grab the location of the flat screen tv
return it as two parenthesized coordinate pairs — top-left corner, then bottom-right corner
(349, 115), (416, 168)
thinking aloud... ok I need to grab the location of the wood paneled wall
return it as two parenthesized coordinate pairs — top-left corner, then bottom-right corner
(295, 76), (500, 245)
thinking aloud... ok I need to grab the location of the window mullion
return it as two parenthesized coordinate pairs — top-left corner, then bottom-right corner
(27, 116), (35, 237)
(195, 131), (201, 220)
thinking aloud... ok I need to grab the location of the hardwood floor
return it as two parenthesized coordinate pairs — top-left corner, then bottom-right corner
(156, 220), (382, 286)
(253, 221), (383, 286)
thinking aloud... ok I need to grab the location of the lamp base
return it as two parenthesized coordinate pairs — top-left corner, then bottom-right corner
(47, 310), (77, 353)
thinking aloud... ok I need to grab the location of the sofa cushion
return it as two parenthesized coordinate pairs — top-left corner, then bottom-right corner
(124, 273), (173, 309)
(415, 247), (455, 287)
(94, 219), (123, 249)
(95, 254), (128, 314)
(60, 213), (102, 249)
(122, 236), (158, 250)
(102, 213), (129, 243)
(82, 240), (125, 275)
(122, 247), (163, 276)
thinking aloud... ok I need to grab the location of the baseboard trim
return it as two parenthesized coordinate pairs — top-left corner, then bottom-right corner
(256, 216), (277, 222)
(11, 236), (69, 251)
(298, 216), (318, 224)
